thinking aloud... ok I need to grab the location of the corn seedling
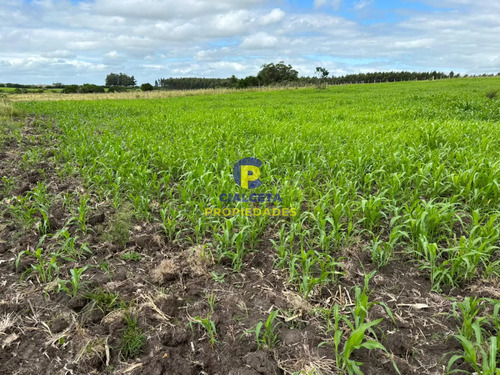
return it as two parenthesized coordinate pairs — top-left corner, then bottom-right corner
(0, 176), (15, 198)
(16, 246), (59, 283)
(189, 314), (219, 346)
(76, 193), (89, 234)
(206, 292), (217, 314)
(160, 205), (180, 242)
(210, 271), (226, 283)
(447, 322), (498, 375)
(242, 309), (281, 349)
(350, 270), (395, 331)
(57, 266), (89, 298)
(54, 228), (92, 260)
(320, 303), (397, 375)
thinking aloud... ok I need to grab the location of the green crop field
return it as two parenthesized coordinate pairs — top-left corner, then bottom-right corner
(1, 78), (500, 375)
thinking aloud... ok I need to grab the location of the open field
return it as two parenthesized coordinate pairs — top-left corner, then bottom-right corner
(6, 86), (289, 102)
(1, 78), (500, 375)
(0, 88), (63, 94)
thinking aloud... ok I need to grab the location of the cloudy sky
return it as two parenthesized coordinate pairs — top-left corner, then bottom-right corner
(0, 0), (499, 84)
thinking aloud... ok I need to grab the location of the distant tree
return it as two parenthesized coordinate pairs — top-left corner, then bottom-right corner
(316, 67), (329, 79)
(62, 85), (79, 94)
(105, 73), (118, 86)
(238, 75), (259, 88)
(106, 73), (136, 87)
(81, 84), (105, 93)
(257, 61), (299, 85)
(229, 75), (238, 88)
(315, 67), (329, 87)
(52, 82), (64, 88)
(157, 77), (236, 90)
(140, 83), (154, 91)
(449, 71), (454, 78)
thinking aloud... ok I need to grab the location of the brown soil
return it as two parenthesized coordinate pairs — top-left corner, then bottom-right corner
(0, 115), (479, 375)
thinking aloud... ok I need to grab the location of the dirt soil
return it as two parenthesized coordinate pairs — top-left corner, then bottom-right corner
(0, 115), (492, 375)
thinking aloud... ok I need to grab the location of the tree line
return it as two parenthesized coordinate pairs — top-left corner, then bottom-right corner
(155, 65), (500, 91)
(2, 67), (499, 94)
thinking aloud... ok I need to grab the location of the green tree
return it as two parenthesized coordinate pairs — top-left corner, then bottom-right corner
(315, 66), (329, 87)
(105, 73), (136, 87)
(229, 75), (238, 88)
(62, 85), (79, 94)
(140, 83), (154, 91)
(105, 73), (119, 86)
(257, 61), (299, 85)
(81, 84), (105, 93)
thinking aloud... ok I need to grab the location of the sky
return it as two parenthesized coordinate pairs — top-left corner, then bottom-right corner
(0, 0), (499, 85)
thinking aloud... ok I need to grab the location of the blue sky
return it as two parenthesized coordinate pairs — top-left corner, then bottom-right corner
(1, 0), (498, 84)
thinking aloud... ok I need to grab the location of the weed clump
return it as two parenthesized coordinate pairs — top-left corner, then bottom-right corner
(120, 313), (146, 359)
(0, 95), (23, 119)
(485, 90), (497, 99)
(102, 206), (133, 247)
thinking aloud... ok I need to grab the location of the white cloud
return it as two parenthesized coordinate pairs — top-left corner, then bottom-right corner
(41, 50), (75, 58)
(260, 8), (285, 25)
(4, 56), (105, 73)
(0, 0), (499, 84)
(208, 61), (247, 72)
(105, 51), (120, 58)
(195, 47), (231, 61)
(212, 10), (254, 35)
(393, 38), (434, 49)
(314, 0), (342, 11)
(241, 32), (280, 49)
(92, 0), (266, 20)
(354, 0), (371, 10)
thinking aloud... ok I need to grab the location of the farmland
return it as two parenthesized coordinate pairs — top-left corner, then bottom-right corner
(1, 78), (500, 374)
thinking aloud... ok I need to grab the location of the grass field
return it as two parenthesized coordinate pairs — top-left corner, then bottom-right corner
(1, 78), (500, 374)
(0, 87), (63, 94)
(6, 86), (288, 102)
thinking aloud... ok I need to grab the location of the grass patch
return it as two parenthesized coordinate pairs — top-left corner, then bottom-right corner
(0, 95), (23, 119)
(85, 288), (122, 313)
(119, 313), (146, 359)
(102, 206), (133, 247)
(121, 251), (142, 262)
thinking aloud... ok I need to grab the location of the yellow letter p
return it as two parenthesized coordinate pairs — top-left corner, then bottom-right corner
(241, 165), (261, 189)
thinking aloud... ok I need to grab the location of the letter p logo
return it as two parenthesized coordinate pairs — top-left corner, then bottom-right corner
(233, 158), (262, 189)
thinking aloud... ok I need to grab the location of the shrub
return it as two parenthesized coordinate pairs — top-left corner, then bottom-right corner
(108, 86), (127, 93)
(140, 83), (154, 92)
(62, 85), (79, 94)
(80, 84), (105, 94)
